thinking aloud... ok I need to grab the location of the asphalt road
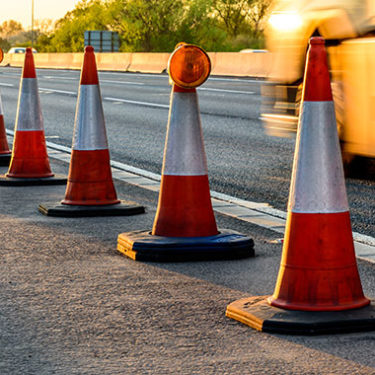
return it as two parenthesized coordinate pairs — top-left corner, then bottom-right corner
(0, 158), (375, 374)
(1, 66), (375, 374)
(0, 67), (374, 239)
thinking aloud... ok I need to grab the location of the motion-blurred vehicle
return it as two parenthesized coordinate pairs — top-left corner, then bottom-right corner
(8, 47), (37, 53)
(261, 0), (375, 174)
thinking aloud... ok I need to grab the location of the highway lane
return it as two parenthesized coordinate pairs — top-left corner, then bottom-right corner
(0, 67), (374, 238)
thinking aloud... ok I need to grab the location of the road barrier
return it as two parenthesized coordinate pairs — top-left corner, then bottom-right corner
(96, 52), (132, 71)
(3, 52), (24, 67)
(210, 51), (271, 77)
(0, 53), (9, 67)
(38, 46), (145, 217)
(128, 52), (170, 73)
(40, 53), (81, 69)
(1, 50), (272, 77)
(117, 43), (254, 261)
(0, 48), (66, 186)
(226, 37), (375, 335)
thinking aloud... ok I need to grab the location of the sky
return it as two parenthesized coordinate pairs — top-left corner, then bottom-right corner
(0, 0), (81, 29)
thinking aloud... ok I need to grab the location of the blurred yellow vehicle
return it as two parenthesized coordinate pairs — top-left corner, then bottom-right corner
(262, 0), (375, 174)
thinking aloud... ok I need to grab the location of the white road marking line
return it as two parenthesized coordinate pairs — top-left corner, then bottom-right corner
(39, 87), (76, 95)
(0, 83), (14, 87)
(104, 97), (169, 109)
(40, 74), (254, 92)
(198, 87), (254, 95)
(98, 71), (265, 84)
(209, 77), (265, 84)
(101, 79), (145, 85)
(19, 86), (169, 109)
(42, 76), (144, 86)
(42, 76), (76, 80)
(32, 83), (254, 97)
(17, 68), (263, 84)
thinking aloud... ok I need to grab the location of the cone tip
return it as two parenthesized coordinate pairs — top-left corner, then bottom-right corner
(310, 36), (325, 45)
(80, 45), (98, 85)
(85, 45), (94, 54)
(22, 47), (36, 78)
(173, 84), (196, 93)
(302, 36), (332, 102)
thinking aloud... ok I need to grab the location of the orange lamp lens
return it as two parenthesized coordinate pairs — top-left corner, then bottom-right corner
(168, 44), (211, 88)
(0, 49), (3, 64)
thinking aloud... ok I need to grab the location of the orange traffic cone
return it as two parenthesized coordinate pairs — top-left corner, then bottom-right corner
(38, 46), (144, 217)
(152, 83), (218, 238)
(117, 44), (254, 261)
(226, 37), (374, 335)
(0, 91), (11, 166)
(0, 47), (66, 185)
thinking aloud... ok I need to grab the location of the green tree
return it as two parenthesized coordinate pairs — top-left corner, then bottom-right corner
(211, 0), (254, 38)
(49, 0), (110, 52)
(17, 0), (272, 52)
(11, 30), (41, 46)
(178, 0), (227, 51)
(34, 19), (55, 35)
(247, 0), (272, 38)
(35, 33), (54, 52)
(0, 38), (11, 52)
(108, 0), (186, 52)
(0, 20), (23, 39)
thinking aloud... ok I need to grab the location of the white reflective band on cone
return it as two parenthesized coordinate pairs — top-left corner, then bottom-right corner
(72, 85), (108, 150)
(162, 91), (208, 176)
(288, 101), (349, 213)
(15, 78), (44, 131)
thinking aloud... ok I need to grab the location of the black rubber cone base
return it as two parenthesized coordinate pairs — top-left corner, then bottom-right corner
(38, 200), (145, 217)
(226, 296), (375, 335)
(0, 153), (11, 166)
(117, 229), (254, 261)
(0, 174), (67, 186)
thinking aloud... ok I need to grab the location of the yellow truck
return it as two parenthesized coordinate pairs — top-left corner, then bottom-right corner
(262, 0), (375, 174)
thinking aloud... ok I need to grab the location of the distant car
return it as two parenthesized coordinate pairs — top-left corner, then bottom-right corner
(8, 47), (37, 54)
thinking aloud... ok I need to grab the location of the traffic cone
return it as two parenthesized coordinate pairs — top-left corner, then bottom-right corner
(0, 47), (66, 185)
(152, 83), (219, 238)
(117, 44), (254, 261)
(0, 90), (11, 166)
(226, 37), (375, 335)
(38, 46), (145, 217)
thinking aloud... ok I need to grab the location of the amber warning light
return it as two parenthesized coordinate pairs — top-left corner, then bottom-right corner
(168, 44), (211, 89)
(0, 49), (3, 64)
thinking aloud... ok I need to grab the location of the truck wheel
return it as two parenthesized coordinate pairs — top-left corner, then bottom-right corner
(341, 148), (373, 178)
(341, 146), (356, 177)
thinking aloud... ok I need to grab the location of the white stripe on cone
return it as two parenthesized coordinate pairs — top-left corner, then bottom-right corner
(15, 78), (44, 131)
(72, 85), (108, 151)
(162, 91), (208, 176)
(288, 101), (349, 213)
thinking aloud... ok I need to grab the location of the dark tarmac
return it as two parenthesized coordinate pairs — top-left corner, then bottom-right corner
(1, 159), (375, 375)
